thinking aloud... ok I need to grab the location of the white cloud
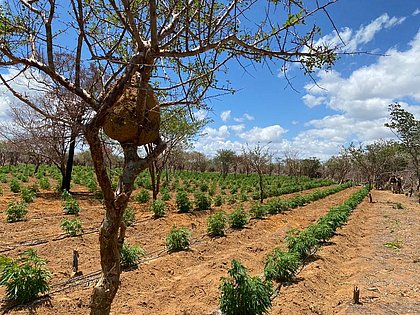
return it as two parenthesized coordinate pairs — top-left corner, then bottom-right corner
(234, 113), (255, 122)
(314, 13), (406, 52)
(201, 125), (230, 141)
(220, 110), (231, 122)
(238, 125), (287, 143)
(194, 109), (209, 121)
(412, 8), (420, 16)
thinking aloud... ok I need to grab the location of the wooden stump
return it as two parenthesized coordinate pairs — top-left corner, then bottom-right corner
(353, 286), (360, 304)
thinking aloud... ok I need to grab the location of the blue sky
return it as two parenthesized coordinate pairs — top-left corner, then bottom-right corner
(192, 0), (420, 160)
(0, 0), (419, 161)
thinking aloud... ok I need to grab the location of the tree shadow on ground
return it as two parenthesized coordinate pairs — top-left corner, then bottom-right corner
(1, 295), (52, 315)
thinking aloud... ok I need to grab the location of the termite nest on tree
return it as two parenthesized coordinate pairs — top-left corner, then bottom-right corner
(103, 73), (160, 146)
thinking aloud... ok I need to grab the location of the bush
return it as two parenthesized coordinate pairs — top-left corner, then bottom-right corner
(61, 189), (72, 201)
(21, 188), (36, 203)
(194, 192), (211, 210)
(176, 190), (192, 213)
(135, 189), (150, 203)
(264, 249), (300, 283)
(219, 259), (273, 315)
(120, 242), (145, 270)
(229, 206), (249, 229)
(63, 198), (80, 215)
(61, 218), (83, 237)
(0, 173), (8, 183)
(213, 195), (223, 206)
(207, 211), (227, 237)
(38, 177), (51, 190)
(9, 178), (21, 193)
(166, 226), (191, 252)
(151, 199), (166, 218)
(123, 206), (136, 227)
(0, 249), (51, 303)
(6, 201), (28, 223)
(250, 203), (268, 219)
(161, 189), (171, 201)
(285, 229), (318, 260)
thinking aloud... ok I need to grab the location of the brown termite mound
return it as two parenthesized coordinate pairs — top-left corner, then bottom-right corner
(103, 73), (160, 145)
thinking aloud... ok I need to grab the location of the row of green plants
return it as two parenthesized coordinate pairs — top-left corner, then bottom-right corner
(218, 186), (369, 315)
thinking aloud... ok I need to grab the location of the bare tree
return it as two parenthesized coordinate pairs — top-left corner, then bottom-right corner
(0, 1), (341, 313)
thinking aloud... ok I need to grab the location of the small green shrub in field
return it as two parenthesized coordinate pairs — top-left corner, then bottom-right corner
(21, 188), (36, 203)
(199, 182), (209, 192)
(9, 178), (21, 193)
(161, 189), (171, 201)
(0, 173), (8, 183)
(29, 183), (39, 193)
(207, 211), (227, 237)
(38, 177), (51, 190)
(61, 218), (83, 237)
(61, 189), (72, 201)
(264, 249), (300, 283)
(208, 185), (216, 196)
(226, 195), (236, 205)
(229, 206), (249, 229)
(219, 259), (273, 315)
(135, 189), (150, 203)
(0, 186), (3, 196)
(239, 192), (249, 202)
(123, 206), (136, 227)
(120, 242), (145, 270)
(306, 223), (334, 243)
(213, 195), (223, 207)
(194, 192), (211, 210)
(151, 199), (166, 218)
(166, 226), (191, 252)
(0, 249), (51, 303)
(6, 201), (28, 223)
(250, 203), (268, 219)
(285, 229), (318, 260)
(176, 190), (192, 213)
(63, 198), (80, 215)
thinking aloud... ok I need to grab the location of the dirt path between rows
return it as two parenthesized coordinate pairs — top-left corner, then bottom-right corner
(270, 190), (420, 315)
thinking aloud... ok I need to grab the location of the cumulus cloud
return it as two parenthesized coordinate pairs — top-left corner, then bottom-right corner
(233, 113), (255, 122)
(413, 8), (420, 16)
(314, 13), (406, 52)
(220, 110), (231, 122)
(238, 125), (287, 143)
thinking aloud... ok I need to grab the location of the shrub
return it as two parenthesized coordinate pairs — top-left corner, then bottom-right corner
(6, 201), (28, 223)
(61, 189), (72, 201)
(151, 199), (166, 218)
(123, 206), (136, 227)
(229, 206), (249, 229)
(161, 189), (171, 201)
(63, 198), (80, 215)
(264, 249), (300, 283)
(0, 173), (8, 183)
(61, 218), (83, 237)
(0, 249), (51, 303)
(213, 195), (223, 206)
(194, 192), (211, 210)
(285, 229), (318, 260)
(207, 211), (227, 237)
(219, 259), (273, 315)
(9, 178), (21, 193)
(176, 190), (192, 213)
(226, 195), (237, 205)
(120, 242), (145, 270)
(135, 189), (150, 203)
(250, 203), (268, 219)
(199, 182), (209, 192)
(166, 226), (191, 252)
(38, 177), (51, 190)
(21, 188), (36, 203)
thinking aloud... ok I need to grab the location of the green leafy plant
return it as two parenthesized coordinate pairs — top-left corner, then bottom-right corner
(61, 189), (73, 201)
(63, 198), (80, 215)
(285, 229), (318, 260)
(219, 259), (273, 315)
(176, 190), (192, 213)
(161, 189), (171, 201)
(151, 199), (166, 218)
(264, 249), (300, 283)
(166, 226), (191, 252)
(392, 202), (404, 209)
(9, 178), (21, 193)
(120, 242), (145, 270)
(213, 194), (223, 206)
(194, 192), (211, 210)
(135, 189), (150, 203)
(0, 249), (51, 303)
(21, 187), (36, 203)
(207, 211), (227, 237)
(123, 206), (136, 227)
(6, 201), (28, 223)
(61, 218), (83, 237)
(384, 239), (402, 250)
(38, 177), (51, 190)
(229, 206), (249, 229)
(250, 203), (268, 219)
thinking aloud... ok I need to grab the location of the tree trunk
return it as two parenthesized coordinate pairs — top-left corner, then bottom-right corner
(62, 131), (77, 192)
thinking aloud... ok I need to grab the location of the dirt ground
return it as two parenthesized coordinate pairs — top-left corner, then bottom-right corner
(0, 184), (419, 315)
